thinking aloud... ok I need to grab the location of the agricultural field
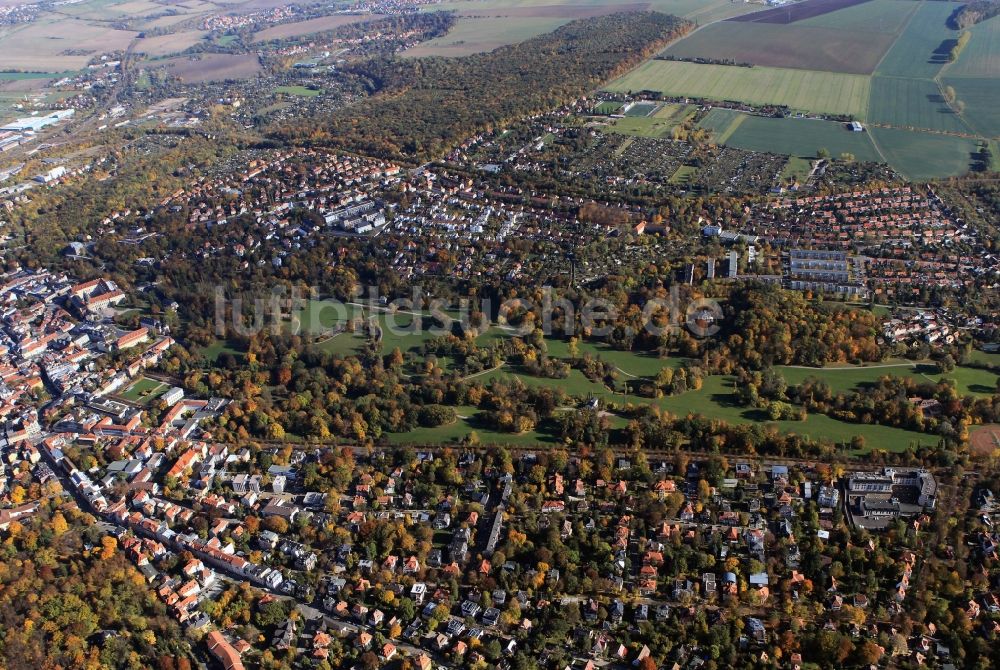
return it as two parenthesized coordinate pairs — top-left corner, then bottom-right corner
(696, 108), (745, 143)
(146, 53), (262, 82)
(135, 30), (209, 57)
(662, 21), (896, 75)
(402, 16), (567, 57)
(943, 17), (1000, 138)
(607, 60), (871, 117)
(612, 0), (999, 177)
(873, 1), (958, 79)
(697, 113), (882, 162)
(250, 14), (373, 43)
(945, 14), (1000, 77)
(0, 17), (136, 71)
(409, 0), (755, 57)
(869, 126), (979, 180)
(867, 76), (969, 133)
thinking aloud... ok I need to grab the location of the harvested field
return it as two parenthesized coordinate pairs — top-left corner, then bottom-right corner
(456, 3), (650, 18)
(729, 0), (873, 24)
(663, 21), (895, 74)
(135, 29), (208, 56)
(148, 53), (261, 82)
(970, 424), (1000, 458)
(251, 13), (373, 43)
(0, 18), (136, 71)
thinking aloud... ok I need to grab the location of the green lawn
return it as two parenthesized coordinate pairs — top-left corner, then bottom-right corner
(777, 362), (999, 397)
(199, 338), (243, 363)
(969, 350), (1000, 367)
(121, 376), (168, 403)
(274, 85), (322, 97)
(607, 60), (871, 118)
(385, 404), (560, 446)
(654, 375), (939, 453)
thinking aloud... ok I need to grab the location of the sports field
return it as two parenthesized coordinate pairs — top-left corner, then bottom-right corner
(624, 102), (659, 117)
(607, 104), (694, 137)
(607, 60), (871, 118)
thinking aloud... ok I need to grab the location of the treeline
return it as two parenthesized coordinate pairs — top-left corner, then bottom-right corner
(949, 31), (972, 62)
(268, 11), (693, 161)
(949, 0), (1000, 29)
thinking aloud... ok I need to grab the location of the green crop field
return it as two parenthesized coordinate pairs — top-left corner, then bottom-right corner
(697, 108), (746, 143)
(796, 0), (918, 34)
(940, 77), (1000, 138)
(607, 61), (871, 118)
(868, 76), (969, 133)
(945, 15), (1000, 77)
(870, 126), (978, 180)
(715, 114), (882, 163)
(874, 1), (957, 79)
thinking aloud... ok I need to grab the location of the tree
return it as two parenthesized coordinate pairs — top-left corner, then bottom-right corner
(51, 511), (69, 536)
(100, 536), (118, 559)
(638, 657), (657, 670)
